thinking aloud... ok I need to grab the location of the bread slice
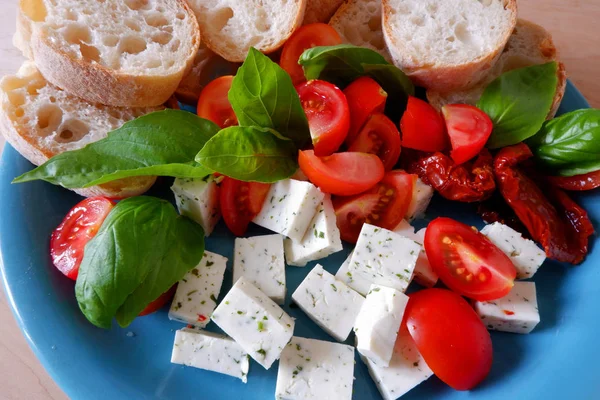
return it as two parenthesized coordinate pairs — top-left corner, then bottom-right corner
(19, 0), (200, 107)
(329, 0), (392, 61)
(186, 0), (307, 62)
(427, 19), (567, 118)
(382, 0), (518, 92)
(303, 0), (345, 25)
(0, 62), (160, 198)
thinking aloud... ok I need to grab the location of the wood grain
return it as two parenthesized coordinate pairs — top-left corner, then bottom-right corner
(0, 1), (599, 399)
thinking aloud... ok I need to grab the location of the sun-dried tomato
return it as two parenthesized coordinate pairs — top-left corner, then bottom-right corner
(548, 170), (600, 191)
(477, 193), (530, 238)
(494, 143), (594, 264)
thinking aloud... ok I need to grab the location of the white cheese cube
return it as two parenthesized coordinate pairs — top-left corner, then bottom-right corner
(284, 196), (343, 267)
(355, 285), (409, 367)
(233, 235), (286, 304)
(292, 264), (365, 342)
(350, 224), (421, 292)
(275, 336), (355, 400)
(405, 178), (434, 221)
(211, 277), (295, 369)
(481, 222), (546, 279)
(252, 179), (325, 242)
(406, 226), (438, 288)
(172, 176), (221, 236)
(361, 327), (433, 400)
(169, 251), (227, 328)
(474, 281), (540, 334)
(171, 329), (249, 382)
(334, 251), (372, 296)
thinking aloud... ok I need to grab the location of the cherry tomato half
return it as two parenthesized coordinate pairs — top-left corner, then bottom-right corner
(442, 104), (493, 165)
(404, 288), (493, 391)
(548, 170), (600, 191)
(348, 113), (401, 171)
(297, 80), (350, 156)
(197, 75), (238, 129)
(50, 197), (115, 280)
(220, 177), (271, 236)
(333, 170), (415, 243)
(344, 77), (388, 145)
(400, 96), (448, 152)
(139, 285), (177, 316)
(424, 217), (517, 301)
(280, 23), (342, 85)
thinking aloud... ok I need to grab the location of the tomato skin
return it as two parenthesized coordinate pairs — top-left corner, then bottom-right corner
(343, 77), (388, 144)
(220, 177), (271, 236)
(280, 23), (342, 85)
(50, 197), (115, 280)
(297, 80), (350, 156)
(139, 285), (176, 316)
(400, 96), (448, 152)
(404, 288), (493, 391)
(347, 113), (401, 171)
(442, 104), (493, 165)
(425, 217), (516, 301)
(299, 150), (385, 196)
(548, 170), (600, 191)
(197, 75), (238, 129)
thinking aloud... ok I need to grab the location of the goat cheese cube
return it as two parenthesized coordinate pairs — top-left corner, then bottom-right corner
(334, 251), (372, 296)
(394, 221), (438, 288)
(284, 196), (343, 267)
(474, 281), (540, 334)
(350, 224), (421, 292)
(253, 179), (325, 242)
(481, 222), (546, 279)
(233, 235), (286, 304)
(172, 176), (221, 236)
(211, 277), (295, 369)
(355, 285), (409, 367)
(169, 251), (227, 328)
(171, 329), (249, 383)
(405, 178), (434, 221)
(361, 327), (433, 400)
(292, 264), (365, 342)
(275, 336), (355, 400)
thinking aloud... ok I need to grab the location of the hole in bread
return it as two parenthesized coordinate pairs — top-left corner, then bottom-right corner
(169, 39), (181, 51)
(64, 10), (77, 21)
(145, 13), (169, 28)
(152, 32), (172, 45)
(103, 35), (119, 47)
(107, 109), (124, 119)
(480, 0), (493, 6)
(37, 104), (63, 130)
(255, 20), (270, 33)
(26, 82), (45, 96)
(248, 36), (261, 48)
(213, 7), (234, 32)
(63, 24), (91, 46)
(80, 43), (101, 62)
(176, 12), (186, 20)
(14, 108), (24, 118)
(146, 59), (162, 69)
(125, 19), (142, 32)
(125, 0), (151, 10)
(368, 16), (381, 31)
(166, 60), (175, 68)
(21, 0), (47, 22)
(7, 91), (26, 107)
(1, 77), (26, 92)
(49, 96), (56, 103)
(455, 23), (475, 45)
(446, 36), (456, 42)
(57, 120), (89, 143)
(410, 16), (425, 27)
(427, 3), (439, 13)
(366, 1), (377, 13)
(120, 36), (147, 55)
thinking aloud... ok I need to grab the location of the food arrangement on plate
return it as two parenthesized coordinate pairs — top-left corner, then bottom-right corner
(1, 0), (599, 399)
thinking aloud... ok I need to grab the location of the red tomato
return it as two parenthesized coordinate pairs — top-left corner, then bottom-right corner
(220, 177), (271, 236)
(333, 170), (415, 242)
(299, 150), (385, 196)
(280, 23), (342, 85)
(343, 77), (388, 144)
(139, 285), (176, 316)
(197, 75), (238, 129)
(548, 170), (600, 191)
(347, 113), (401, 170)
(296, 80), (350, 156)
(400, 96), (448, 152)
(50, 197), (115, 280)
(442, 104), (493, 165)
(425, 217), (516, 301)
(404, 288), (493, 391)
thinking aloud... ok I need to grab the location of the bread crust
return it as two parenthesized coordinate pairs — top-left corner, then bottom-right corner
(303, 0), (344, 25)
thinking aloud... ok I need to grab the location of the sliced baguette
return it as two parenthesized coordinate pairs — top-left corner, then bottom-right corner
(382, 0), (517, 91)
(0, 62), (161, 198)
(20, 0), (200, 107)
(303, 0), (345, 25)
(329, 0), (391, 61)
(427, 19), (567, 118)
(186, 0), (307, 62)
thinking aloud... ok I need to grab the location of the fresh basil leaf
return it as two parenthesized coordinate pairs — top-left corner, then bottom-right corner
(75, 197), (204, 329)
(478, 62), (559, 149)
(528, 109), (600, 176)
(13, 110), (218, 188)
(229, 48), (310, 147)
(195, 126), (298, 182)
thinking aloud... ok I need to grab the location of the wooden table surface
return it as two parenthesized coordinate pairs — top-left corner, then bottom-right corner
(0, 1), (599, 399)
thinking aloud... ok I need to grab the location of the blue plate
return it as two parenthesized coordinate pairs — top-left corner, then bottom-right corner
(1, 81), (599, 400)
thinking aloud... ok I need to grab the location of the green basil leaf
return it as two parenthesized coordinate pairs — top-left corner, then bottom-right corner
(478, 62), (558, 149)
(195, 126), (298, 182)
(528, 109), (600, 176)
(229, 48), (310, 147)
(13, 110), (218, 188)
(75, 197), (204, 329)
